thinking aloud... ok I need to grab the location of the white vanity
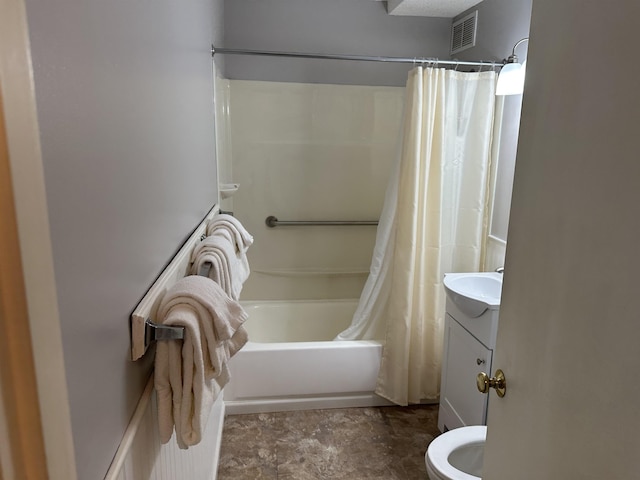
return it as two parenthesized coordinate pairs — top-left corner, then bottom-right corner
(438, 272), (502, 432)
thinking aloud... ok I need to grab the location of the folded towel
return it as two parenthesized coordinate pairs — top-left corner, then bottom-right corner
(206, 214), (253, 254)
(190, 234), (250, 301)
(154, 275), (248, 448)
(209, 227), (234, 245)
(193, 245), (230, 295)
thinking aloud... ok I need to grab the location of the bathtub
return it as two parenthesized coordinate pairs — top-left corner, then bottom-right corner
(223, 299), (391, 414)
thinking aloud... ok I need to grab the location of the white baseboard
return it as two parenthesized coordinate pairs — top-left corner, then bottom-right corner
(225, 392), (393, 415)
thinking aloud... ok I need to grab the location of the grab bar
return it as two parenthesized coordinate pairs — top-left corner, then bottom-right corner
(253, 268), (370, 277)
(266, 215), (378, 228)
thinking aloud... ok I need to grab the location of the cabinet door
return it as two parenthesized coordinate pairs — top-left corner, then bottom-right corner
(439, 316), (492, 430)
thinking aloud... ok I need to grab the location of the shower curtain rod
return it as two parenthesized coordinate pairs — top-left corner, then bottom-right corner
(211, 46), (502, 69)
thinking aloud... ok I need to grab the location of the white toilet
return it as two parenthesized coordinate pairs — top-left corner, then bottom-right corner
(425, 426), (486, 480)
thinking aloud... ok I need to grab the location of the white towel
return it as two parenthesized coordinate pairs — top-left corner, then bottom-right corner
(154, 275), (248, 448)
(206, 214), (253, 254)
(190, 234), (250, 301)
(192, 242), (230, 294)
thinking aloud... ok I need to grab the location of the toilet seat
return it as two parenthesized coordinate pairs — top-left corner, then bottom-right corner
(425, 426), (486, 480)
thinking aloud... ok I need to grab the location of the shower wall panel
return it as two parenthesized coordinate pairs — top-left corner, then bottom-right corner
(227, 80), (404, 300)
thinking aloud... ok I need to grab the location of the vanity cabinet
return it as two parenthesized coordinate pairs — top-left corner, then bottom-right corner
(438, 272), (502, 432)
(438, 314), (492, 431)
(437, 298), (500, 432)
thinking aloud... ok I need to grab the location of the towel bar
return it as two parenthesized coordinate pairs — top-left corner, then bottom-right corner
(198, 261), (213, 277)
(144, 319), (185, 344)
(140, 260), (214, 350)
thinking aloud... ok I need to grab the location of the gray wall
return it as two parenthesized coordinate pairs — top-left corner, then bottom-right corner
(455, 0), (532, 64)
(223, 0), (451, 86)
(455, 0), (533, 241)
(24, 0), (223, 478)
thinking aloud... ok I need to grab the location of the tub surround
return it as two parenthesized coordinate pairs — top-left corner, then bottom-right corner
(221, 80), (404, 301)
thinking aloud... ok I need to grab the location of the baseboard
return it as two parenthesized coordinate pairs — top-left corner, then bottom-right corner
(225, 392), (394, 415)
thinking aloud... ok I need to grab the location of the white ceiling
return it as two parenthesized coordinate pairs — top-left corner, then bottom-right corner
(383, 0), (484, 18)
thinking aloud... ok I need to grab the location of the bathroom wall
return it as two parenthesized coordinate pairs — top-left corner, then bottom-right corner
(23, 0), (223, 477)
(454, 0), (533, 270)
(227, 80), (404, 300)
(223, 0), (451, 86)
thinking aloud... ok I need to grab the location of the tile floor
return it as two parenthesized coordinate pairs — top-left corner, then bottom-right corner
(217, 405), (440, 479)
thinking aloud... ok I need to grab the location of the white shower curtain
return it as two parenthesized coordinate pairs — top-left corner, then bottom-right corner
(336, 67), (496, 406)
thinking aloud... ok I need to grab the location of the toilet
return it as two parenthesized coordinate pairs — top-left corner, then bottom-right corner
(425, 426), (486, 480)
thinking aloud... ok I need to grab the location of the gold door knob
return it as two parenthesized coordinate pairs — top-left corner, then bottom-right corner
(476, 369), (506, 397)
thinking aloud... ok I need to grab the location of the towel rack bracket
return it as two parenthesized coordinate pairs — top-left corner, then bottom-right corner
(145, 319), (185, 346)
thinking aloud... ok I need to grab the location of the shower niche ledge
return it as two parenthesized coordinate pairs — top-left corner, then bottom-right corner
(219, 183), (239, 199)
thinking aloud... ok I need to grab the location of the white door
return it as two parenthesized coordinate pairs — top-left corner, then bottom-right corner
(482, 2), (640, 478)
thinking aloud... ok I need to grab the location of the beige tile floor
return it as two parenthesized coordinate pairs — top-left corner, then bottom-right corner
(217, 405), (440, 479)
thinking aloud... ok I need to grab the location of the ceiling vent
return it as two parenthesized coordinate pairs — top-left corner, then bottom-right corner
(450, 11), (478, 55)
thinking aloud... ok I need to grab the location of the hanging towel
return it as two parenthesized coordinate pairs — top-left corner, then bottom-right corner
(190, 233), (250, 300)
(206, 214), (254, 254)
(154, 275), (248, 449)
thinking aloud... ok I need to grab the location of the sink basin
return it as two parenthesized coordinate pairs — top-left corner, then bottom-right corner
(443, 272), (503, 318)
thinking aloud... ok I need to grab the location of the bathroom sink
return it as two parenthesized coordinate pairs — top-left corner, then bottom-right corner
(443, 272), (503, 318)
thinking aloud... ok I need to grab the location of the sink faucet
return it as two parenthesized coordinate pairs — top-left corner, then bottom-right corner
(495, 267), (504, 274)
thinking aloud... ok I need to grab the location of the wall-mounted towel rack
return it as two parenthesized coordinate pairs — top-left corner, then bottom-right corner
(144, 319), (185, 344)
(130, 206), (219, 361)
(265, 215), (378, 228)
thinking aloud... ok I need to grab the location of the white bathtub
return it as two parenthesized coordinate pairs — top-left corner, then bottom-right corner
(223, 299), (391, 414)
